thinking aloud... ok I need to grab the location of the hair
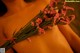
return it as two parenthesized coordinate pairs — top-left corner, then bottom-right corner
(24, 0), (36, 3)
(0, 0), (7, 17)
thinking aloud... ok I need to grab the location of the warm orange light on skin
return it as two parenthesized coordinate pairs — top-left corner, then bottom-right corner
(0, 0), (80, 53)
(58, 25), (80, 53)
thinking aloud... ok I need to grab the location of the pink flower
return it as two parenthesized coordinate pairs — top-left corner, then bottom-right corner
(60, 20), (68, 24)
(43, 8), (48, 14)
(50, 9), (56, 14)
(61, 9), (67, 16)
(54, 13), (60, 24)
(49, 0), (59, 7)
(63, 6), (74, 11)
(66, 6), (74, 11)
(31, 22), (35, 26)
(50, 7), (54, 10)
(36, 18), (42, 24)
(38, 27), (45, 34)
(45, 8), (48, 11)
(36, 23), (39, 27)
(48, 10), (51, 14)
(43, 15), (48, 19)
(43, 15), (52, 21)
(27, 38), (32, 42)
(48, 26), (53, 29)
(60, 16), (74, 24)
(44, 11), (47, 14)
(59, 17), (69, 24)
(49, 1), (54, 7)
(65, 18), (70, 24)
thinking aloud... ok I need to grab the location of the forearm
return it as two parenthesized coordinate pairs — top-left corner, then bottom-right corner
(58, 25), (80, 53)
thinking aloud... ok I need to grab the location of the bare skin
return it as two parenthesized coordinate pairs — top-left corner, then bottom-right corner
(0, 0), (80, 53)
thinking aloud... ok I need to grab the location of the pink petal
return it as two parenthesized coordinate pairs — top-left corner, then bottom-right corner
(60, 20), (68, 24)
(48, 26), (53, 29)
(36, 18), (42, 24)
(31, 22), (35, 26)
(38, 28), (45, 34)
(61, 9), (67, 16)
(27, 38), (32, 42)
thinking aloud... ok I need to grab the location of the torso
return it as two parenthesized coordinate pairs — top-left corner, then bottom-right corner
(0, 0), (74, 53)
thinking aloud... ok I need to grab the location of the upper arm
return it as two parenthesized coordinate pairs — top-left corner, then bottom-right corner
(58, 25), (80, 53)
